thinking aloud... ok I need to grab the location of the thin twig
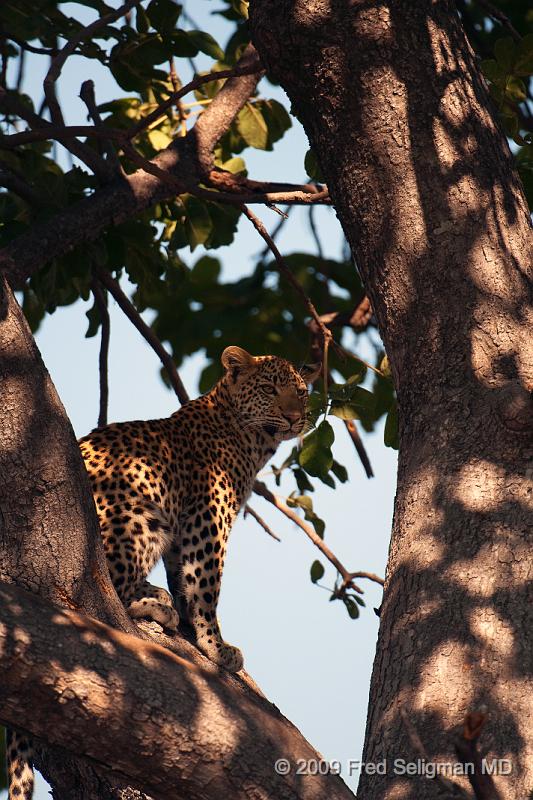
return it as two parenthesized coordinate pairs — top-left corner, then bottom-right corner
(80, 80), (123, 179)
(0, 88), (108, 179)
(43, 0), (141, 126)
(96, 270), (190, 406)
(0, 166), (41, 205)
(241, 205), (339, 399)
(127, 60), (263, 141)
(252, 480), (383, 592)
(473, 0), (521, 41)
(9, 36), (58, 57)
(308, 204), (324, 260)
(244, 505), (281, 542)
(345, 420), (374, 479)
(0, 125), (127, 148)
(91, 278), (110, 428)
(259, 206), (291, 259)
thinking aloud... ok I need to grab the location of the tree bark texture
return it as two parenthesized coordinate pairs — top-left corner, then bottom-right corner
(0, 278), (357, 798)
(250, 2), (533, 799)
(0, 581), (356, 800)
(0, 276), (127, 627)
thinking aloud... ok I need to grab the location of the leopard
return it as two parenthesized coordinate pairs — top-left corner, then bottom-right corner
(7, 345), (320, 800)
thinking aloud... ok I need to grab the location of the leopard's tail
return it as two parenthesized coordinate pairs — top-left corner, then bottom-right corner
(6, 729), (34, 800)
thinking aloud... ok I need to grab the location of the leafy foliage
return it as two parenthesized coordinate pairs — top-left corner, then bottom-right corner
(0, 0), (531, 620)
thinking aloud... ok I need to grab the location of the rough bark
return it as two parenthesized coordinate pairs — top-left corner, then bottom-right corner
(0, 279), (354, 799)
(0, 275), (128, 627)
(0, 581), (355, 800)
(249, 2), (533, 799)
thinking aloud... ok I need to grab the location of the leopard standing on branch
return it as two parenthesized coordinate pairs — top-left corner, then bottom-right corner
(7, 346), (320, 800)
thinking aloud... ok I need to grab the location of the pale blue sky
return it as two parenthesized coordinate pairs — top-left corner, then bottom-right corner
(3, 2), (398, 795)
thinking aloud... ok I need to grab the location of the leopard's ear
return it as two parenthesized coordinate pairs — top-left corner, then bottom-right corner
(221, 346), (256, 379)
(300, 362), (322, 384)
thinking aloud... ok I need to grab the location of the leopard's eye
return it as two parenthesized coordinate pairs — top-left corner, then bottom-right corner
(296, 387), (307, 398)
(261, 384), (277, 396)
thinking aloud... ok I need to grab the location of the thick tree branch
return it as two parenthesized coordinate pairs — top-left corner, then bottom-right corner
(0, 581), (355, 800)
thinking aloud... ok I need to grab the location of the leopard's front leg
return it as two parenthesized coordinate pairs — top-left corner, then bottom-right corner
(166, 485), (243, 672)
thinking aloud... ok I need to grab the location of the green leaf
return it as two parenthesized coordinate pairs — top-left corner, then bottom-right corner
(298, 420), (334, 478)
(379, 354), (392, 379)
(85, 297), (103, 338)
(494, 37), (515, 73)
(505, 76), (527, 103)
(190, 255), (221, 286)
(293, 467), (315, 493)
(182, 196), (213, 250)
(481, 59), (503, 83)
(344, 596), (360, 619)
(329, 387), (376, 422)
(310, 560), (325, 583)
(304, 149), (325, 182)
(237, 102), (269, 149)
(136, 5), (150, 33)
(384, 400), (399, 449)
(328, 370), (367, 400)
(187, 30), (225, 61)
(147, 129), (171, 150)
(220, 156), (247, 175)
(287, 494), (325, 538)
(260, 99), (292, 146)
(147, 0), (182, 33)
(514, 33), (533, 76)
(331, 460), (348, 483)
(170, 29), (200, 57)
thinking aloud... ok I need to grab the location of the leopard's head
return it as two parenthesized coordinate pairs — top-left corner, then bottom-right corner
(221, 346), (321, 441)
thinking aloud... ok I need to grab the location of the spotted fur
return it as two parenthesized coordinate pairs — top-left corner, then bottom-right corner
(7, 347), (319, 799)
(77, 346), (318, 670)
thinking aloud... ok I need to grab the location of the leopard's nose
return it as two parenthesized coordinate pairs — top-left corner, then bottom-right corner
(282, 410), (302, 425)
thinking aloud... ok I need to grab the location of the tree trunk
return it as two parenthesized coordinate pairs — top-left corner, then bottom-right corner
(249, 2), (533, 799)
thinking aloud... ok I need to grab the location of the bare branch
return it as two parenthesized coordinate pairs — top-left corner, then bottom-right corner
(473, 0), (521, 41)
(345, 420), (374, 479)
(0, 165), (41, 205)
(241, 205), (338, 395)
(8, 36), (58, 57)
(0, 87), (109, 180)
(43, 0), (141, 127)
(80, 80), (124, 179)
(252, 480), (383, 594)
(91, 278), (110, 428)
(0, 124), (126, 148)
(96, 270), (190, 406)
(244, 504), (281, 542)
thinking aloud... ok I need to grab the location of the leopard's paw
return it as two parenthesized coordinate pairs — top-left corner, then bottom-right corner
(197, 634), (243, 672)
(128, 598), (179, 632)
